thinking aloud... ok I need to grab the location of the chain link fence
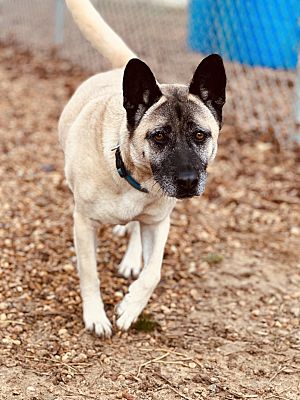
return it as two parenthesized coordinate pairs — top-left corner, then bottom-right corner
(1, 0), (299, 141)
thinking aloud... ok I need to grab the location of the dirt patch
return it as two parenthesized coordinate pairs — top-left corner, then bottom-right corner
(1, 43), (300, 400)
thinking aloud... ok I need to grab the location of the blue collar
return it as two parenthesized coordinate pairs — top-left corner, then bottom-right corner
(114, 146), (148, 193)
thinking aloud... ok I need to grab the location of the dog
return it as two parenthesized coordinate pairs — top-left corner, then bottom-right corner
(58, 0), (226, 337)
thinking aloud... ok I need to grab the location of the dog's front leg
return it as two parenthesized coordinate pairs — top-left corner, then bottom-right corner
(73, 211), (112, 337)
(116, 216), (170, 331)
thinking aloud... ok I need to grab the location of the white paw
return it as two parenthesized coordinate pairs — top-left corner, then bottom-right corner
(118, 257), (142, 278)
(83, 300), (112, 337)
(116, 294), (147, 331)
(112, 225), (127, 237)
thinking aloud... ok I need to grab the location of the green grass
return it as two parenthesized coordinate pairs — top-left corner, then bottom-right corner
(203, 253), (224, 265)
(132, 313), (160, 332)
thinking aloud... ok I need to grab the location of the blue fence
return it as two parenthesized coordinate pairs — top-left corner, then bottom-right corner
(189, 0), (300, 69)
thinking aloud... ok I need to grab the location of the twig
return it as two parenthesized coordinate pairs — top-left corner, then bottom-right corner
(24, 355), (78, 373)
(218, 385), (259, 399)
(139, 348), (202, 368)
(154, 372), (192, 400)
(288, 364), (300, 371)
(0, 320), (26, 325)
(23, 354), (92, 374)
(228, 392), (258, 399)
(136, 352), (169, 378)
(23, 368), (51, 376)
(155, 360), (190, 366)
(278, 386), (292, 395)
(268, 366), (287, 383)
(166, 385), (191, 400)
(59, 386), (99, 399)
(239, 384), (260, 395)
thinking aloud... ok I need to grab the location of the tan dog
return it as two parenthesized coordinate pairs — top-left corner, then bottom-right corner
(59, 0), (226, 337)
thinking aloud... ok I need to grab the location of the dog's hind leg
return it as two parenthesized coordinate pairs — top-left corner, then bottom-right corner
(118, 221), (142, 278)
(116, 216), (170, 330)
(73, 210), (112, 337)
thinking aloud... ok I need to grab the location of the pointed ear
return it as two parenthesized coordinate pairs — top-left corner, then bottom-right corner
(123, 58), (162, 130)
(189, 54), (226, 126)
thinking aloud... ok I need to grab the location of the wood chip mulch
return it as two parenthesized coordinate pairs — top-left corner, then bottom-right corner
(1, 43), (300, 400)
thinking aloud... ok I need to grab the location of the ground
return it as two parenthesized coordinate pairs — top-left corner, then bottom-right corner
(1, 44), (300, 400)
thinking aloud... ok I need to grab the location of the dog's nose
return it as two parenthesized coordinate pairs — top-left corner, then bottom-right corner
(176, 171), (198, 190)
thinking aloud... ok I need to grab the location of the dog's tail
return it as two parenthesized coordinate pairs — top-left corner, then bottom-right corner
(65, 0), (136, 68)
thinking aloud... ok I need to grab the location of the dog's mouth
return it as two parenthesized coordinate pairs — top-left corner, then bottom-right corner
(175, 184), (206, 199)
(153, 170), (207, 199)
(155, 178), (207, 199)
(175, 192), (199, 199)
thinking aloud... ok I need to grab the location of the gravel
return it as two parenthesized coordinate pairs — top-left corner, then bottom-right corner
(1, 43), (300, 400)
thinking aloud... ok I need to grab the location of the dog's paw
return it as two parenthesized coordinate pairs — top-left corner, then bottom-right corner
(118, 257), (142, 278)
(116, 295), (145, 331)
(112, 224), (127, 237)
(83, 301), (112, 337)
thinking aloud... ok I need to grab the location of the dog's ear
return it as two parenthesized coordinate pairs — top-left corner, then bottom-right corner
(189, 54), (226, 126)
(123, 58), (162, 130)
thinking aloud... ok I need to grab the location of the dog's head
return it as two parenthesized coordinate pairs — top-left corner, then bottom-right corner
(122, 55), (226, 199)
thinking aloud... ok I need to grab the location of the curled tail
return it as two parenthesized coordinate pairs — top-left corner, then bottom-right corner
(65, 0), (136, 68)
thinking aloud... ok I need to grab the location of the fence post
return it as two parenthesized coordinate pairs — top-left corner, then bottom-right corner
(54, 0), (65, 45)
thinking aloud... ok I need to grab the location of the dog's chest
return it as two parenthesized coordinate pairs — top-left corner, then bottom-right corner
(82, 191), (175, 225)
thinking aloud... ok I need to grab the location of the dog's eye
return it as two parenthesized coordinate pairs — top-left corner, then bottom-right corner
(153, 132), (166, 143)
(195, 131), (206, 142)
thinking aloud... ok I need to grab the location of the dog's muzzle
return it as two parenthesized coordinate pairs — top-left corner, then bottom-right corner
(175, 169), (207, 199)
